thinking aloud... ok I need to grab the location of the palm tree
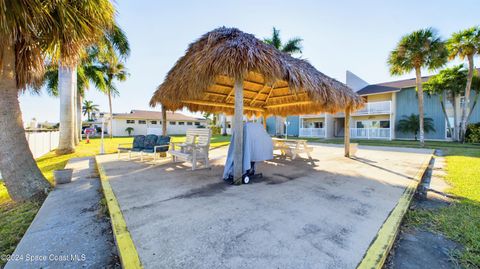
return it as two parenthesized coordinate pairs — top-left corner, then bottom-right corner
(264, 27), (303, 55)
(388, 28), (448, 146)
(96, 57), (128, 138)
(447, 27), (480, 142)
(0, 0), (52, 201)
(423, 65), (465, 140)
(43, 24), (128, 144)
(264, 27), (303, 135)
(46, 0), (114, 154)
(82, 100), (100, 121)
(125, 127), (134, 136)
(397, 114), (436, 141)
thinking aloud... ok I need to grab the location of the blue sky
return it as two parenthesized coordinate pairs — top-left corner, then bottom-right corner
(19, 0), (480, 123)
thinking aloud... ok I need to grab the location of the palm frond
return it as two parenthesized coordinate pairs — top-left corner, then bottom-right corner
(388, 28), (447, 75)
(263, 27), (282, 50)
(282, 37), (303, 54)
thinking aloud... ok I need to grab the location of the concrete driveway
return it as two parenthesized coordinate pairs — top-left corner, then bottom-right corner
(96, 144), (432, 269)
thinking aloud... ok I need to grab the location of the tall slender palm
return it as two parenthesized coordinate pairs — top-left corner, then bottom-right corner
(46, 0), (114, 154)
(86, 25), (130, 138)
(264, 27), (303, 135)
(388, 28), (448, 146)
(0, 0), (52, 201)
(98, 57), (129, 138)
(82, 100), (99, 121)
(447, 27), (480, 142)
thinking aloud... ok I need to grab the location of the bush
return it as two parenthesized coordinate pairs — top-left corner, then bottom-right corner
(465, 122), (480, 143)
(209, 126), (221, 135)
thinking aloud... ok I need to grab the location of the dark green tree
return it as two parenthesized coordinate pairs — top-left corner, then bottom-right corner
(397, 114), (436, 141)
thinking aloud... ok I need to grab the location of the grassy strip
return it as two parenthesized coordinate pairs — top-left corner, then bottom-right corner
(404, 148), (480, 268)
(0, 135), (231, 267)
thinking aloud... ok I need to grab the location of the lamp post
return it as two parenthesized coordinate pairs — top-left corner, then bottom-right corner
(285, 120), (290, 139)
(100, 116), (105, 154)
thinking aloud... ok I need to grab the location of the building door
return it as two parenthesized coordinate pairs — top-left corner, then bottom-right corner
(334, 118), (345, 137)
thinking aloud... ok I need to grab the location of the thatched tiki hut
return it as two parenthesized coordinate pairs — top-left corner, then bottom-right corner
(150, 27), (363, 183)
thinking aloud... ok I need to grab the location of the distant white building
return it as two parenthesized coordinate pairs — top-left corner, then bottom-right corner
(107, 110), (207, 136)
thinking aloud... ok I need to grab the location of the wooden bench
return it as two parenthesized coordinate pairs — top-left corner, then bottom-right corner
(273, 138), (313, 160)
(169, 128), (212, 170)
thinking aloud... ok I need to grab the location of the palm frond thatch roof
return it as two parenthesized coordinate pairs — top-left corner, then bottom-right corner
(150, 27), (363, 116)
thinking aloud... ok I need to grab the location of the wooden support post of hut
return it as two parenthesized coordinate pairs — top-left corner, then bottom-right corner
(233, 78), (244, 184)
(344, 106), (351, 157)
(161, 104), (167, 136)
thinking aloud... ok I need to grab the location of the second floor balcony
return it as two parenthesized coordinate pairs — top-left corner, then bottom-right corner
(353, 101), (391, 115)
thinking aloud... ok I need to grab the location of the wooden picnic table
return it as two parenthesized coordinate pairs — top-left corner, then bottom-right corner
(272, 138), (313, 160)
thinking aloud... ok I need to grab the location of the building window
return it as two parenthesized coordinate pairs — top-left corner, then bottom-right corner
(138, 120), (146, 124)
(187, 122), (193, 125)
(169, 121), (176, 125)
(126, 120), (135, 124)
(355, 120), (389, 128)
(302, 118), (324, 128)
(178, 122), (185, 125)
(150, 120), (157, 124)
(194, 122), (200, 126)
(379, 120), (390, 128)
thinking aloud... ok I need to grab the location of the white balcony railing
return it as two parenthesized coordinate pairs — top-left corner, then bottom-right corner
(353, 101), (391, 115)
(350, 128), (391, 139)
(299, 128), (326, 138)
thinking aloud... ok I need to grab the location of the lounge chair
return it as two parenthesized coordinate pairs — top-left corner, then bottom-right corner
(140, 135), (171, 161)
(118, 135), (145, 159)
(169, 128), (211, 170)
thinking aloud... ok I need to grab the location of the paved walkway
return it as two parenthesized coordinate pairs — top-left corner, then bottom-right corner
(6, 157), (117, 269)
(98, 145), (432, 269)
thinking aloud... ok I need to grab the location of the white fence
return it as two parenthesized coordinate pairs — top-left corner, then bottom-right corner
(299, 128), (326, 138)
(25, 131), (59, 158)
(350, 128), (390, 140)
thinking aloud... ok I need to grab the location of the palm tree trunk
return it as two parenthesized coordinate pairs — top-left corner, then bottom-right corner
(453, 95), (459, 141)
(440, 91), (452, 139)
(57, 63), (76, 154)
(108, 90), (113, 138)
(467, 91), (478, 122)
(161, 105), (167, 136)
(77, 93), (82, 142)
(415, 67), (425, 147)
(460, 55), (474, 143)
(0, 45), (50, 201)
(73, 86), (79, 145)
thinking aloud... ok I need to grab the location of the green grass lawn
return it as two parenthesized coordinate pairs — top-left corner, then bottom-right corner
(0, 135), (231, 267)
(405, 147), (480, 268)
(296, 137), (480, 150)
